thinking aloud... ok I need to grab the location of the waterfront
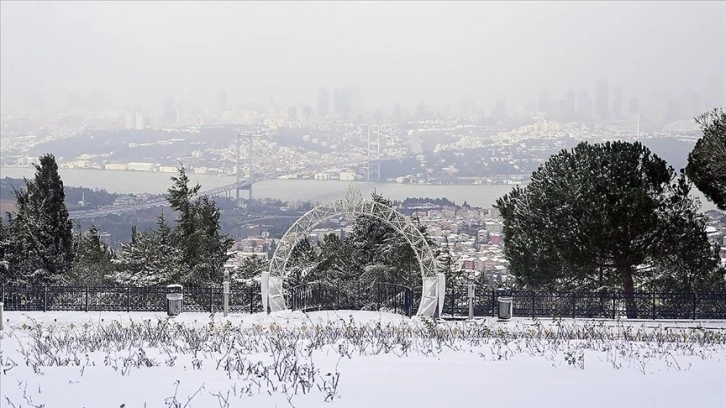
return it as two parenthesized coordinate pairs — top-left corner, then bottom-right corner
(0, 166), (719, 211)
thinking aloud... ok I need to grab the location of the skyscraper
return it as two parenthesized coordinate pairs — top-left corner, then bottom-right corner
(577, 90), (593, 120)
(565, 90), (575, 121)
(216, 91), (228, 115)
(612, 86), (622, 118)
(596, 78), (610, 120)
(318, 88), (330, 117)
(288, 106), (297, 122)
(334, 87), (353, 119)
(492, 99), (506, 120)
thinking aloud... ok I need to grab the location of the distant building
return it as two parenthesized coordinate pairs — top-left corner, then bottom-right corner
(612, 85), (623, 118)
(288, 106), (297, 122)
(318, 88), (330, 117)
(127, 162), (155, 172)
(577, 90), (593, 120)
(104, 163), (127, 171)
(596, 78), (610, 120)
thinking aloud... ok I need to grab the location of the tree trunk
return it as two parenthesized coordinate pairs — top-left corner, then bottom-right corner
(621, 268), (638, 319)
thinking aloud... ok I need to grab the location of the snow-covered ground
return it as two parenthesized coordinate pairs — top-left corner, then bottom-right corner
(1, 310), (725, 408)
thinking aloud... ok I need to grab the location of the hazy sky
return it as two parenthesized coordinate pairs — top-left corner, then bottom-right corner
(1, 1), (725, 113)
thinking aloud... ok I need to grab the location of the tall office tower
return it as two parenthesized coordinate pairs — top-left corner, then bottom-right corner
(302, 105), (311, 125)
(492, 99), (506, 120)
(707, 76), (725, 108)
(288, 106), (298, 122)
(612, 85), (623, 118)
(351, 88), (364, 118)
(124, 108), (135, 129)
(334, 87), (353, 119)
(216, 91), (228, 115)
(595, 78), (610, 120)
(178, 88), (188, 123)
(459, 95), (476, 118)
(538, 90), (551, 114)
(577, 90), (593, 120)
(163, 97), (176, 124)
(134, 110), (145, 130)
(318, 88), (330, 116)
(565, 90), (575, 121)
(628, 97), (640, 116)
(392, 103), (401, 122)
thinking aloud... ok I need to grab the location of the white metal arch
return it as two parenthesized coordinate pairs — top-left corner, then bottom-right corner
(266, 188), (442, 316)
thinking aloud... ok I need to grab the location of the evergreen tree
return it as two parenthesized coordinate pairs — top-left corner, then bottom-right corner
(68, 224), (115, 284)
(111, 215), (184, 286)
(231, 255), (269, 284)
(495, 141), (718, 318)
(686, 108), (726, 210)
(166, 166), (233, 285)
(7, 154), (74, 284)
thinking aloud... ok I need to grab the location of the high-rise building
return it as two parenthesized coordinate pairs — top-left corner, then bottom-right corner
(628, 97), (640, 116)
(565, 90), (575, 121)
(302, 105), (311, 125)
(163, 97), (176, 124)
(596, 78), (610, 120)
(538, 90), (551, 114)
(612, 86), (622, 118)
(459, 95), (476, 118)
(577, 90), (593, 120)
(288, 106), (297, 122)
(334, 87), (353, 119)
(492, 99), (506, 120)
(216, 91), (228, 115)
(318, 88), (330, 116)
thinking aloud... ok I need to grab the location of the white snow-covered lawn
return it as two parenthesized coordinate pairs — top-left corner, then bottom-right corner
(1, 310), (724, 408)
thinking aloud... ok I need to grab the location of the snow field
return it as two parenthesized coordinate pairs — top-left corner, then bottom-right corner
(1, 311), (725, 408)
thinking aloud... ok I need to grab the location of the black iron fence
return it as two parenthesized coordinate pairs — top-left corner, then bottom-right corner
(2, 284), (724, 319)
(290, 281), (414, 317)
(1, 283), (262, 314)
(442, 287), (726, 320)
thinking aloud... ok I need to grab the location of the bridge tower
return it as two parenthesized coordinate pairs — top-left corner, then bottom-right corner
(236, 132), (254, 207)
(364, 124), (381, 181)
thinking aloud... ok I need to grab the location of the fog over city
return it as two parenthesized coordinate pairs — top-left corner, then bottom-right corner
(2, 1), (725, 114)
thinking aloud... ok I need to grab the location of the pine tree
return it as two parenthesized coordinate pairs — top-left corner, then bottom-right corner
(686, 108), (726, 210)
(68, 224), (115, 284)
(8, 154), (74, 284)
(166, 166), (233, 285)
(111, 215), (184, 286)
(496, 141), (718, 318)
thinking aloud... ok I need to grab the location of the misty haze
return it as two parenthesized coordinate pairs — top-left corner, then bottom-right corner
(1, 2), (726, 408)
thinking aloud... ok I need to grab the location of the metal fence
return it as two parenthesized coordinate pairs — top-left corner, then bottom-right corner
(1, 283), (262, 314)
(441, 287), (726, 320)
(290, 281), (414, 317)
(2, 284), (725, 319)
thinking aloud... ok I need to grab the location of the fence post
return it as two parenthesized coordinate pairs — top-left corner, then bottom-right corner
(692, 293), (697, 320)
(449, 285), (455, 318)
(492, 290), (496, 317)
(612, 293), (616, 319)
(531, 291), (536, 318)
(85, 286), (89, 312)
(209, 286), (214, 314)
(652, 293), (656, 320)
(249, 284), (254, 314)
(572, 292), (576, 319)
(126, 287), (131, 312)
(43, 286), (47, 312)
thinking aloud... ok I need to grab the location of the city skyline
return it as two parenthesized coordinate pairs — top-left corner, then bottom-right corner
(2, 1), (725, 115)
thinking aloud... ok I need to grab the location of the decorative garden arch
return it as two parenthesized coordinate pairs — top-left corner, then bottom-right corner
(264, 188), (445, 317)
